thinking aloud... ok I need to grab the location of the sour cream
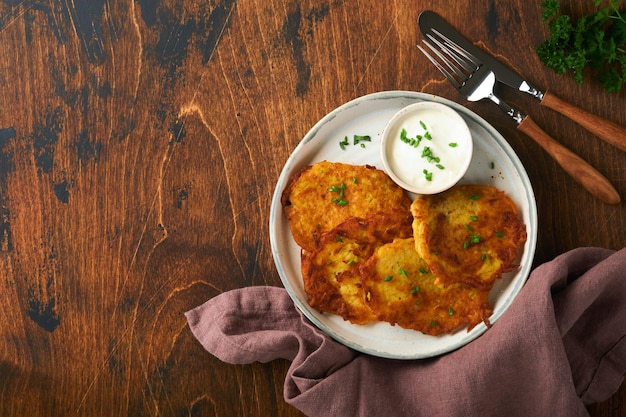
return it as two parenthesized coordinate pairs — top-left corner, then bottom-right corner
(381, 102), (473, 194)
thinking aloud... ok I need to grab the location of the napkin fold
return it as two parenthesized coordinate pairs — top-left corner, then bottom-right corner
(186, 247), (626, 417)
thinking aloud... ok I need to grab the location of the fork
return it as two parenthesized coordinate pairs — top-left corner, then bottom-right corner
(418, 30), (620, 205)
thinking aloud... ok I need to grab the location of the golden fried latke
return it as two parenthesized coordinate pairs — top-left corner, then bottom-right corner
(282, 161), (412, 251)
(359, 238), (492, 335)
(411, 184), (527, 290)
(301, 209), (413, 324)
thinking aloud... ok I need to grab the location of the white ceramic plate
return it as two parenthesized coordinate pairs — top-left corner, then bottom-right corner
(269, 91), (538, 360)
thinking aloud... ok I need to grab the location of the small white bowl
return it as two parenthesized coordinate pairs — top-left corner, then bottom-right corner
(380, 101), (473, 194)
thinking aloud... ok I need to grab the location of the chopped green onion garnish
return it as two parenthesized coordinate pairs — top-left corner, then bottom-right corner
(449, 142), (458, 147)
(469, 234), (481, 244)
(384, 275), (393, 282)
(331, 198), (347, 206)
(339, 134), (370, 150)
(400, 128), (408, 142)
(400, 128), (421, 148)
(329, 183), (348, 205)
(339, 136), (349, 150)
(421, 146), (441, 164)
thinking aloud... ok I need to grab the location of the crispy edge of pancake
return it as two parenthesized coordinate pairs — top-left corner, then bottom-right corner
(411, 184), (527, 290)
(359, 237), (493, 335)
(301, 209), (413, 324)
(282, 161), (411, 251)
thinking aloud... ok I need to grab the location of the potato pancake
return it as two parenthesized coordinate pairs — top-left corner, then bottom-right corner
(301, 209), (413, 324)
(282, 161), (412, 251)
(411, 184), (526, 290)
(359, 238), (492, 335)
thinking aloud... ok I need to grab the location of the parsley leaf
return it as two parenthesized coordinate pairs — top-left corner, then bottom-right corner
(541, 0), (561, 22)
(537, 0), (626, 93)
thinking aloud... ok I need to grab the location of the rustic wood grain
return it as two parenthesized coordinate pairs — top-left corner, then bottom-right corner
(0, 0), (623, 416)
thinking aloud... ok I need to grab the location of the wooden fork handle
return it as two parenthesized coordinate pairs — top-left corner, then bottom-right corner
(540, 91), (626, 152)
(518, 116), (621, 204)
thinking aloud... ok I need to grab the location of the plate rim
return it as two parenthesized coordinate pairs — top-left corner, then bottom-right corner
(269, 90), (538, 359)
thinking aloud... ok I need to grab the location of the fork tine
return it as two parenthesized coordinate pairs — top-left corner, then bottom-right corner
(430, 28), (481, 71)
(417, 43), (462, 89)
(419, 26), (490, 94)
(425, 34), (475, 76)
(422, 39), (467, 82)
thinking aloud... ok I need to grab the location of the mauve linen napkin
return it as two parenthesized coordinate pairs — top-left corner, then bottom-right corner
(186, 247), (626, 417)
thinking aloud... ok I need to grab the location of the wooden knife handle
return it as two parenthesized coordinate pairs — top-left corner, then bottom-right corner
(518, 116), (621, 204)
(541, 91), (626, 152)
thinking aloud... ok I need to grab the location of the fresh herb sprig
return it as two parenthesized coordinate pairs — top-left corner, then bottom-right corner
(537, 0), (626, 93)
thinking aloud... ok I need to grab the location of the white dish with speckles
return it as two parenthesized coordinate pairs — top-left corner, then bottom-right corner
(269, 91), (537, 360)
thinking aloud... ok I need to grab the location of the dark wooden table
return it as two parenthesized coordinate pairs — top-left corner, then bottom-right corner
(0, 1), (624, 416)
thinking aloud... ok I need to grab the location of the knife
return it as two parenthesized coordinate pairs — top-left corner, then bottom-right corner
(418, 10), (626, 153)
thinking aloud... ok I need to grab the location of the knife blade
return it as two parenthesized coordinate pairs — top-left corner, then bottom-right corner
(418, 10), (626, 153)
